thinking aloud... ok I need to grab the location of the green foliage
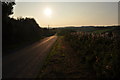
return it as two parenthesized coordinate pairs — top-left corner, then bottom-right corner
(93, 28), (114, 34)
(64, 30), (120, 79)
(57, 29), (75, 36)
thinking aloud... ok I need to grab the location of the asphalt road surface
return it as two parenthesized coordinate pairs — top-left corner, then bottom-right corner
(3, 35), (57, 78)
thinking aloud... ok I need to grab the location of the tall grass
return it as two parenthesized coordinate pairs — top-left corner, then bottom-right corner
(64, 31), (120, 79)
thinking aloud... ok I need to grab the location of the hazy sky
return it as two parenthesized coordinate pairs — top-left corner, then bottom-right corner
(12, 2), (118, 27)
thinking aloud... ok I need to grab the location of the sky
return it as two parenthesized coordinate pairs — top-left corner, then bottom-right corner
(12, 2), (118, 27)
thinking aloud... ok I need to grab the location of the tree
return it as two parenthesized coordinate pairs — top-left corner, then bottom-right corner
(2, 2), (16, 47)
(2, 2), (15, 17)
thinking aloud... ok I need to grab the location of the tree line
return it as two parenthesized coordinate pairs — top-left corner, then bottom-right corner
(2, 2), (56, 54)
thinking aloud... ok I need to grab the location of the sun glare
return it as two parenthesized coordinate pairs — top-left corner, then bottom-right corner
(44, 8), (52, 16)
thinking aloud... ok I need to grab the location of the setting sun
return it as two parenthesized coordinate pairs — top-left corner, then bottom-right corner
(44, 8), (52, 16)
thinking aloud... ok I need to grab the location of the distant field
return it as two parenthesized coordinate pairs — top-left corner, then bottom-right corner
(57, 26), (118, 35)
(93, 28), (115, 34)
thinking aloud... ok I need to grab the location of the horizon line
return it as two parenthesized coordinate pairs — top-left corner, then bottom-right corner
(41, 24), (119, 28)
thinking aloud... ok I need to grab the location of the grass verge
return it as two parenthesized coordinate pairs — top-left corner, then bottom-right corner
(38, 36), (96, 79)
